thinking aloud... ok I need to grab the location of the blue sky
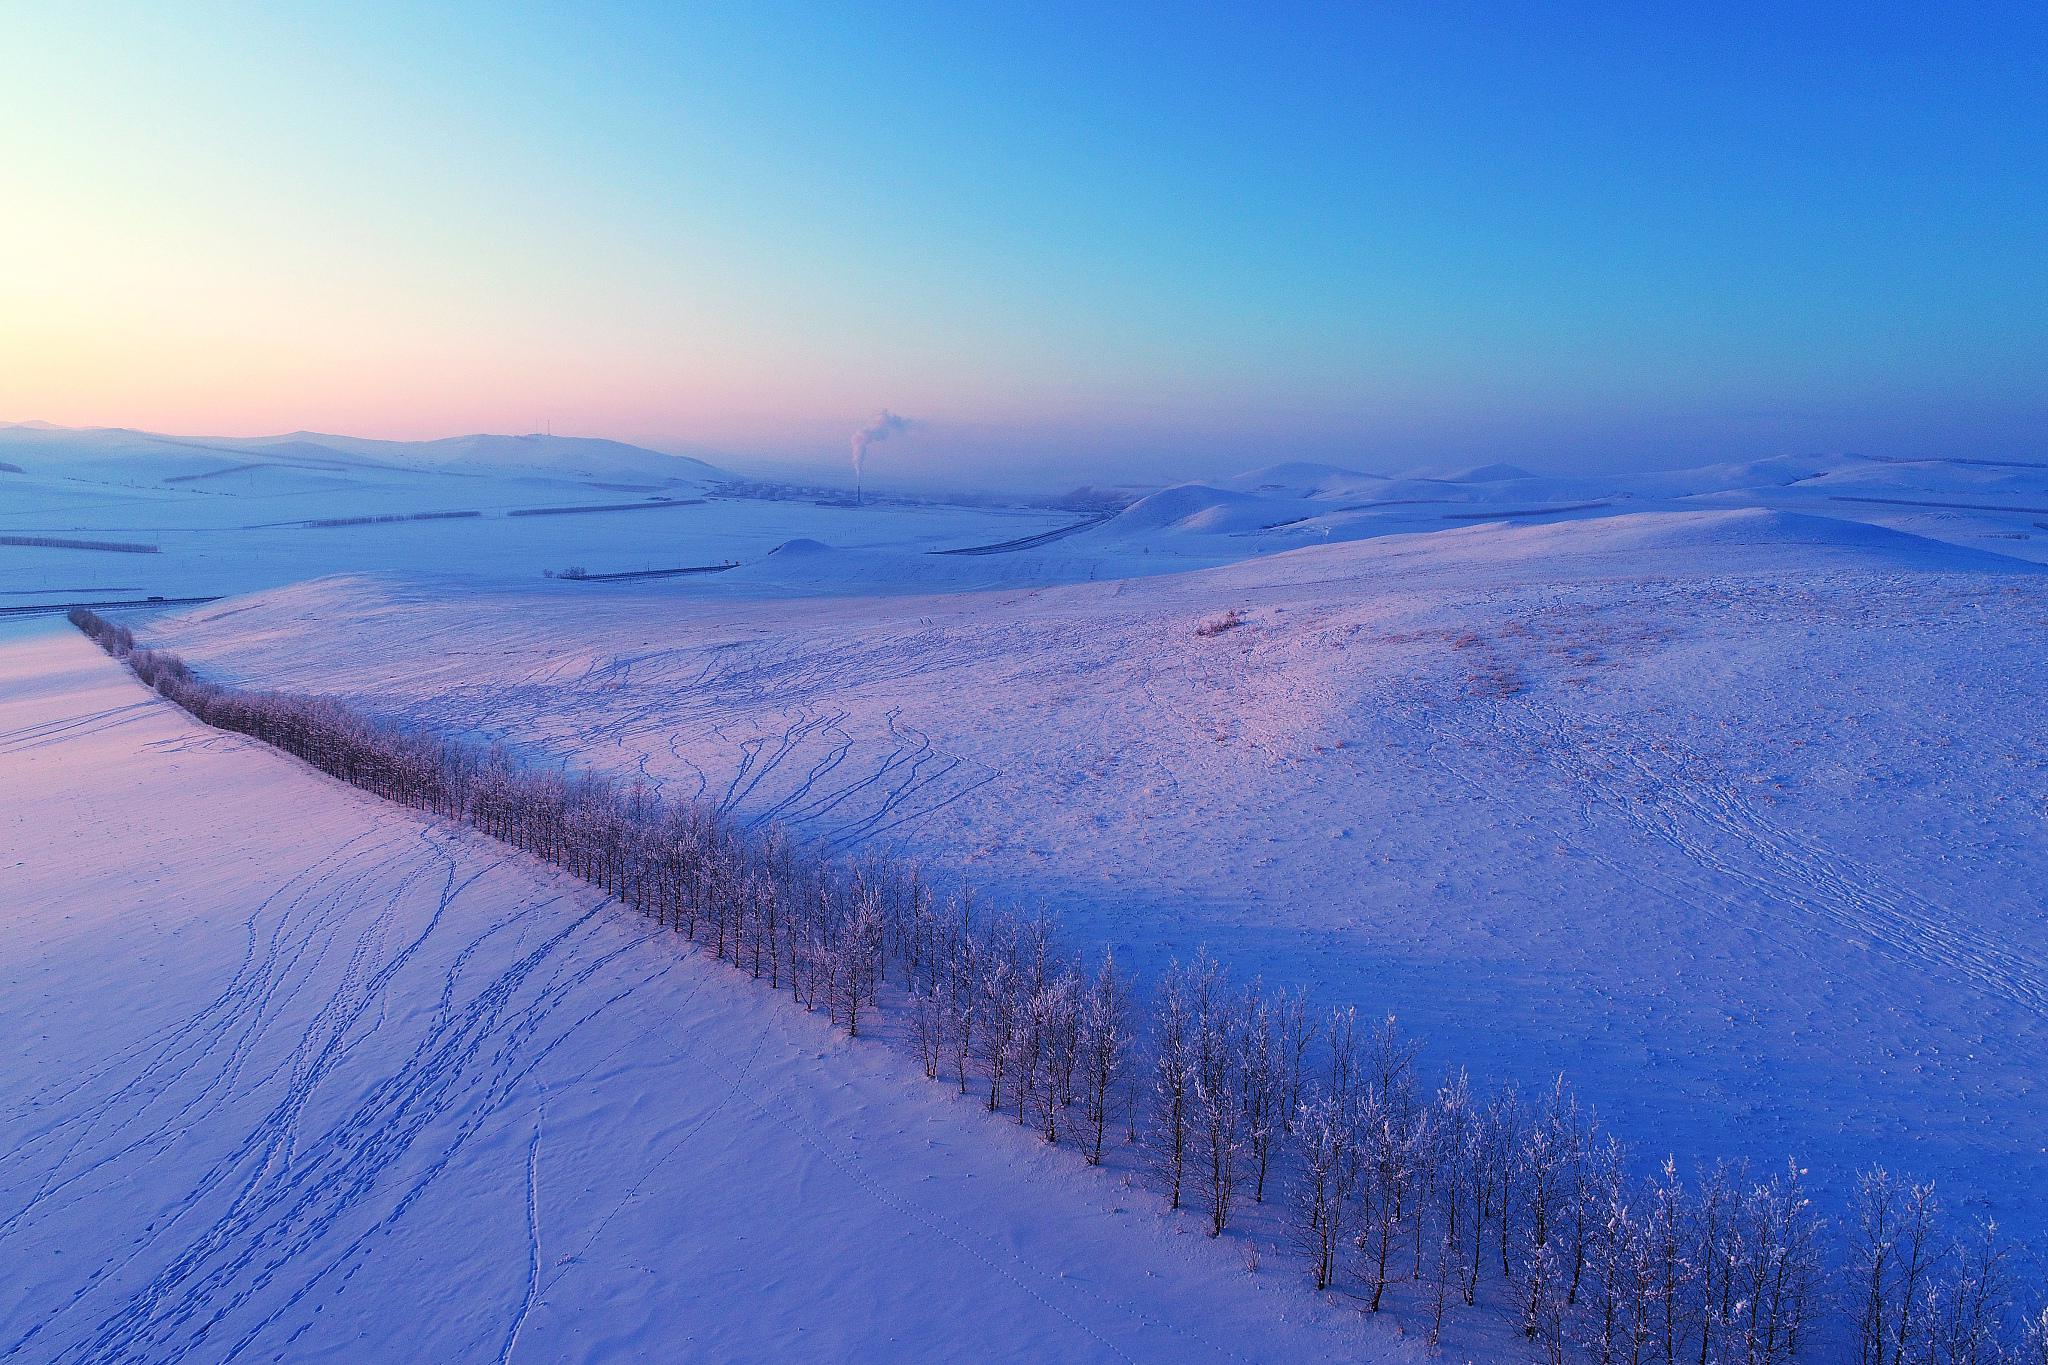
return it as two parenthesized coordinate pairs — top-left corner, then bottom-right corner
(4, 1), (2043, 484)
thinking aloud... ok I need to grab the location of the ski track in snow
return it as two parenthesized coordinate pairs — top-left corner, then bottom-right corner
(1500, 701), (2048, 1018)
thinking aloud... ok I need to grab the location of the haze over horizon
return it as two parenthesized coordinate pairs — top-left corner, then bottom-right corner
(4, 3), (2043, 486)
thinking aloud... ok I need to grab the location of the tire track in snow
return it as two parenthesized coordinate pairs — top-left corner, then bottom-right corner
(1484, 693), (2048, 1018)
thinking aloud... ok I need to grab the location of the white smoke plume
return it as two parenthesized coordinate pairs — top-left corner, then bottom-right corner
(850, 410), (917, 481)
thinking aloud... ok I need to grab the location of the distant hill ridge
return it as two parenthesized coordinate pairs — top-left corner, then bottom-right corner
(0, 423), (723, 484)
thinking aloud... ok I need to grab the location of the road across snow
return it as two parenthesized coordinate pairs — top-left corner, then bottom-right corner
(0, 628), (1415, 1363)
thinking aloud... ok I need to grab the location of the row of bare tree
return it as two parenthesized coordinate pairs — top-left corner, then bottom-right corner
(73, 608), (2048, 1363)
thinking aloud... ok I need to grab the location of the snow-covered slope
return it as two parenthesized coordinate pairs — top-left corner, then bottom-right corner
(0, 627), (1413, 1362)
(9, 438), (2048, 1354)
(155, 506), (2048, 1247)
(1102, 483), (1319, 537)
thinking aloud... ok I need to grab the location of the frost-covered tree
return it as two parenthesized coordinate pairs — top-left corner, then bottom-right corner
(911, 983), (946, 1080)
(1520, 1078), (1582, 1326)
(1640, 1156), (1700, 1365)
(1022, 972), (1079, 1142)
(1853, 1168), (1941, 1365)
(1730, 1159), (1822, 1365)
(1150, 958), (1196, 1210)
(1916, 1220), (2011, 1365)
(1274, 986), (1315, 1122)
(1525, 1238), (1569, 1364)
(1325, 1004), (1360, 1106)
(1187, 953), (1250, 1235)
(1290, 1088), (1358, 1291)
(2018, 1304), (2048, 1365)
(1354, 1080), (1420, 1313)
(1237, 985), (1284, 1204)
(1577, 1142), (1650, 1365)
(1484, 1082), (1526, 1293)
(976, 954), (1019, 1112)
(1078, 950), (1134, 1165)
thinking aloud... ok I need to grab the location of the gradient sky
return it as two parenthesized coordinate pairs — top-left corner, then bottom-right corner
(3, 2), (2043, 485)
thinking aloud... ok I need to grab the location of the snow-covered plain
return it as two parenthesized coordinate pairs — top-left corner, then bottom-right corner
(0, 423), (1069, 602)
(6, 423), (2048, 1355)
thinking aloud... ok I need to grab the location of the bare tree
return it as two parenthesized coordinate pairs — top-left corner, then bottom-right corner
(1290, 1089), (1358, 1292)
(1151, 959), (1196, 1210)
(1730, 1159), (1822, 1365)
(1644, 1157), (1700, 1365)
(1918, 1221), (2011, 1365)
(1355, 1082), (1419, 1312)
(1188, 954), (1250, 1236)
(1023, 973), (1079, 1142)
(1078, 950), (1134, 1165)
(1854, 1169), (1942, 1365)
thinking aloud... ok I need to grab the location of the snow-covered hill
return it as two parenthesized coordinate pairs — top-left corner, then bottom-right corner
(1068, 452), (2048, 569)
(7, 438), (2048, 1356)
(151, 500), (2048, 1250)
(0, 422), (722, 486)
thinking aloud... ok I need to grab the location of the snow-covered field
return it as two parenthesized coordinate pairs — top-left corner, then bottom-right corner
(0, 625), (1413, 1362)
(162, 504), (2048, 1239)
(6, 422), (2047, 1355)
(0, 424), (1067, 603)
